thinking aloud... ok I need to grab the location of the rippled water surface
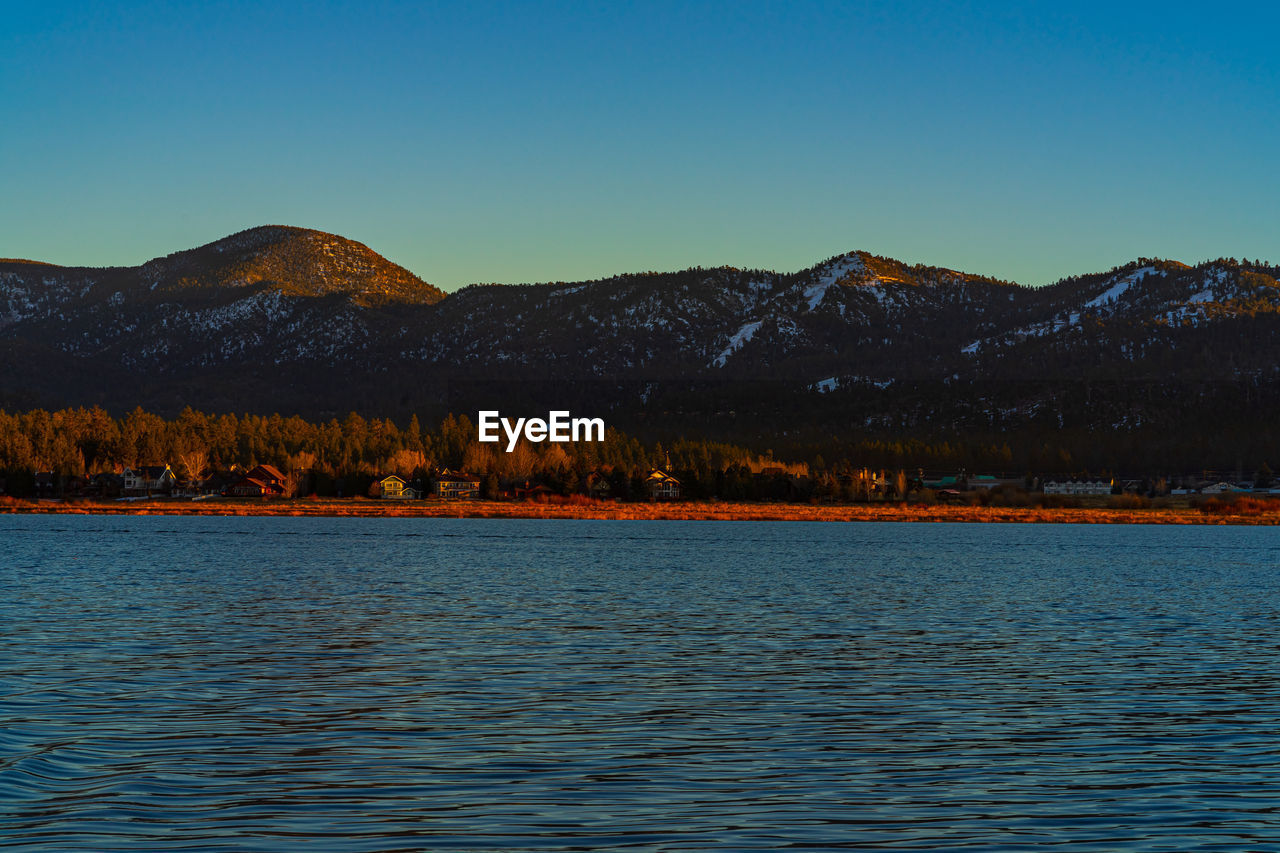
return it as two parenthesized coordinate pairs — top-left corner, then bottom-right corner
(4, 517), (1280, 850)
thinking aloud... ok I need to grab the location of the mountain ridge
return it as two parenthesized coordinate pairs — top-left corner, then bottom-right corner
(4, 227), (1280, 464)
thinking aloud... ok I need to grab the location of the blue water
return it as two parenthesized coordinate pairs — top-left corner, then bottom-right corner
(2, 517), (1280, 850)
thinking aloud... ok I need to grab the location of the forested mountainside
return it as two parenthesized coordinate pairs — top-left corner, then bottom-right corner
(3, 226), (1280, 470)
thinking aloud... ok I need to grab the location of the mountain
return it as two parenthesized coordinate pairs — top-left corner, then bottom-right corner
(0, 226), (444, 412)
(3, 227), (1280, 468)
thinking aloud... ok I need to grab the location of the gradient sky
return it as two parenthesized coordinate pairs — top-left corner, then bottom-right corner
(4, 0), (1278, 290)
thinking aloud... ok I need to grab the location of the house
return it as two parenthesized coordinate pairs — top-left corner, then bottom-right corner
(226, 464), (290, 498)
(1043, 478), (1113, 496)
(515, 483), (555, 500)
(122, 465), (178, 495)
(172, 477), (201, 498)
(583, 470), (613, 499)
(1201, 482), (1248, 495)
(86, 472), (122, 497)
(250, 464), (288, 490)
(434, 470), (480, 499)
(226, 475), (283, 497)
(924, 475), (962, 490)
(646, 468), (682, 500)
(34, 472), (56, 497)
(198, 472), (232, 497)
(379, 474), (421, 499)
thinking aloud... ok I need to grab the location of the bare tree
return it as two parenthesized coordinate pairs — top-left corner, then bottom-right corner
(278, 469), (301, 498)
(177, 447), (209, 487)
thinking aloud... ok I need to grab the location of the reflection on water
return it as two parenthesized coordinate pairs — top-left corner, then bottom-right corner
(3, 517), (1280, 850)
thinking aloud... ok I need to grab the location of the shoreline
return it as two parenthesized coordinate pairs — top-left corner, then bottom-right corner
(2, 497), (1277, 524)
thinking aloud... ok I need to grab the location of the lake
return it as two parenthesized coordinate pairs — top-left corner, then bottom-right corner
(2, 516), (1279, 850)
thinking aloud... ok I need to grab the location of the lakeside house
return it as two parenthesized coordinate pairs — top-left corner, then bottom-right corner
(968, 475), (1003, 490)
(226, 464), (290, 498)
(379, 475), (421, 499)
(923, 475), (961, 490)
(515, 483), (555, 500)
(196, 471), (232, 496)
(434, 470), (480, 499)
(1043, 479), (1114, 496)
(90, 472), (124, 497)
(646, 468), (682, 500)
(1201, 482), (1251, 495)
(583, 470), (613, 499)
(123, 465), (178, 495)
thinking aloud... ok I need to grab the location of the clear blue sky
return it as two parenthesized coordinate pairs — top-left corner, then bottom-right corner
(4, 1), (1278, 290)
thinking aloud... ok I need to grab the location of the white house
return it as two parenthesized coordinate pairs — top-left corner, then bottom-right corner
(1043, 478), (1113, 496)
(122, 465), (178, 495)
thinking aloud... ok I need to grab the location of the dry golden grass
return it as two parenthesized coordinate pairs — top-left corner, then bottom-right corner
(2, 495), (1278, 524)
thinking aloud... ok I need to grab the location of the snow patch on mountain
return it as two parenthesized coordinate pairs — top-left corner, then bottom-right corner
(712, 320), (763, 367)
(804, 254), (865, 310)
(812, 377), (838, 392)
(1084, 266), (1155, 309)
(810, 375), (893, 391)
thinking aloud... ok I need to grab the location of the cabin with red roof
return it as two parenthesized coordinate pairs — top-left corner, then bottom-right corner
(225, 464), (290, 497)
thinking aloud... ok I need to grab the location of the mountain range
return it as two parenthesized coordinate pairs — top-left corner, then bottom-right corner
(4, 225), (1280, 469)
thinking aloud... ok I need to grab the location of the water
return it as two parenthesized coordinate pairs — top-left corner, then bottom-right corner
(3, 517), (1280, 850)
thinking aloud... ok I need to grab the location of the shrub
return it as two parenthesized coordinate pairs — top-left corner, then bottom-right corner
(1198, 495), (1280, 515)
(986, 485), (1032, 507)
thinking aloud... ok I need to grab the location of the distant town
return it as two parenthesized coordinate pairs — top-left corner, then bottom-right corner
(1, 406), (1276, 515)
(8, 463), (1278, 507)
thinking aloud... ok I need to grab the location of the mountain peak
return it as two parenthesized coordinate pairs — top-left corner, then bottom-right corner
(140, 225), (445, 306)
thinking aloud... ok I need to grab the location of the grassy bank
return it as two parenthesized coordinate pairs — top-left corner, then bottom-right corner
(2, 496), (1278, 524)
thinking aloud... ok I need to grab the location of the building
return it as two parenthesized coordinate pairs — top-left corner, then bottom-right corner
(646, 468), (682, 500)
(226, 464), (290, 498)
(583, 470), (613, 499)
(379, 475), (421, 499)
(34, 471), (56, 497)
(123, 465), (178, 495)
(1043, 479), (1113, 496)
(1201, 482), (1249, 495)
(515, 483), (555, 500)
(89, 472), (124, 498)
(434, 470), (480, 499)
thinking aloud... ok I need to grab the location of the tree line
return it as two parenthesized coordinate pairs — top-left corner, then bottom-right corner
(3, 404), (1271, 501)
(0, 406), (813, 500)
